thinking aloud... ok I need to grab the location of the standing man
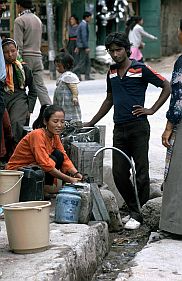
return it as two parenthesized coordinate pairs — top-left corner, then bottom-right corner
(85, 32), (171, 230)
(14, 0), (52, 105)
(73, 11), (93, 81)
(0, 1), (6, 144)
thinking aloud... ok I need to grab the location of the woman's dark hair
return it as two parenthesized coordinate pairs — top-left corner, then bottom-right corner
(16, 0), (32, 9)
(33, 104), (65, 129)
(125, 16), (143, 35)
(70, 14), (79, 25)
(54, 49), (74, 70)
(105, 32), (131, 57)
(32, 104), (50, 129)
(43, 105), (65, 125)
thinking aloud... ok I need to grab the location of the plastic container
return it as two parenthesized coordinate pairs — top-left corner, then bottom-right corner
(3, 201), (51, 254)
(55, 185), (81, 223)
(0, 170), (24, 205)
(19, 166), (45, 201)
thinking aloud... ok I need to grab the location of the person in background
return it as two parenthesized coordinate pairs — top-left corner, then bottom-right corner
(7, 105), (82, 196)
(126, 16), (157, 62)
(0, 1), (7, 145)
(84, 32), (171, 230)
(53, 49), (81, 122)
(73, 11), (93, 81)
(67, 14), (79, 65)
(0, 109), (14, 166)
(2, 38), (37, 144)
(156, 19), (182, 240)
(14, 0), (52, 106)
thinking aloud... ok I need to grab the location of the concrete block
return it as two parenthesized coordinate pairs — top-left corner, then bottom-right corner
(0, 220), (109, 281)
(76, 183), (93, 224)
(100, 189), (123, 232)
(70, 142), (103, 186)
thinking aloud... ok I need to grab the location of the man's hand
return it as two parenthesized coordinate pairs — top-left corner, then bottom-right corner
(132, 105), (155, 117)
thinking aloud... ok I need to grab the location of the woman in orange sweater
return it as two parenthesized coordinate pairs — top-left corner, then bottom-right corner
(7, 104), (82, 193)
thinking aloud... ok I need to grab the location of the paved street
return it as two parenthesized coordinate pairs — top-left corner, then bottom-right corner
(32, 70), (172, 181)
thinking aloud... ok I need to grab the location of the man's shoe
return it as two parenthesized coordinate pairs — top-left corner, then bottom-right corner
(124, 218), (141, 230)
(121, 215), (130, 224)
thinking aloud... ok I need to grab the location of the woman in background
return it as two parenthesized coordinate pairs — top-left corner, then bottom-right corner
(158, 19), (182, 240)
(67, 14), (79, 64)
(2, 38), (37, 144)
(126, 16), (157, 62)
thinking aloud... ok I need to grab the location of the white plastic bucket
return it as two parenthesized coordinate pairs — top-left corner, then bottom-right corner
(0, 170), (24, 205)
(3, 201), (51, 254)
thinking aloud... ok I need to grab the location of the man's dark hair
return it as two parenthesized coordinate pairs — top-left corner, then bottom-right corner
(16, 0), (32, 9)
(83, 11), (92, 19)
(105, 32), (131, 57)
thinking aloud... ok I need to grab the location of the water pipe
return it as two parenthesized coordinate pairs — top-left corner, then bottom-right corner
(92, 146), (141, 214)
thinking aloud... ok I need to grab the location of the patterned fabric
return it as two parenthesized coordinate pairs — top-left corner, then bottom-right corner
(53, 71), (81, 121)
(5, 60), (25, 93)
(164, 127), (177, 180)
(166, 55), (182, 124)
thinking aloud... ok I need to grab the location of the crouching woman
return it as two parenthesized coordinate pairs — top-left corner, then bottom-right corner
(6, 105), (82, 195)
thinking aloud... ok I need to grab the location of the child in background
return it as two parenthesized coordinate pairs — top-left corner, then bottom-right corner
(2, 38), (37, 144)
(53, 49), (82, 122)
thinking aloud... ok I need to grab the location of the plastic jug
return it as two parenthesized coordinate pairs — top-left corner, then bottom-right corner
(55, 184), (81, 223)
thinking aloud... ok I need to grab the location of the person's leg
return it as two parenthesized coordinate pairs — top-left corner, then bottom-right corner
(112, 124), (142, 222)
(129, 119), (150, 208)
(0, 95), (5, 144)
(72, 48), (86, 78)
(6, 95), (28, 144)
(23, 56), (52, 106)
(84, 52), (91, 80)
(44, 149), (64, 192)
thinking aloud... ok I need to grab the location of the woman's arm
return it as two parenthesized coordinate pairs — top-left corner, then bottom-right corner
(49, 167), (82, 183)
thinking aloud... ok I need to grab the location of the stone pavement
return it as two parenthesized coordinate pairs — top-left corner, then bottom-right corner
(115, 237), (182, 281)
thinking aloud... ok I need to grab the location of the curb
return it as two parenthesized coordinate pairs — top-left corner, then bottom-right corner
(0, 220), (109, 281)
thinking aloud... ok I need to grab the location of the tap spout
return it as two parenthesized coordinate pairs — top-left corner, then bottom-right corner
(92, 146), (141, 214)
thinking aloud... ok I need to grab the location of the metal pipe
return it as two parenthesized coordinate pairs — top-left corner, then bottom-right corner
(92, 146), (141, 214)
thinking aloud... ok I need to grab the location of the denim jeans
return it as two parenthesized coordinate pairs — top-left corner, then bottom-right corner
(112, 119), (150, 222)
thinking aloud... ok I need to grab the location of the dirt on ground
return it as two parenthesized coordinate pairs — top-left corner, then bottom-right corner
(92, 208), (150, 281)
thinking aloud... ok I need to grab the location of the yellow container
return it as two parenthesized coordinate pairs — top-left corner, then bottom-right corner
(0, 170), (24, 205)
(3, 201), (51, 254)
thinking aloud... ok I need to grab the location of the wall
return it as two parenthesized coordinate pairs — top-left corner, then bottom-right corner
(161, 0), (182, 55)
(140, 0), (161, 59)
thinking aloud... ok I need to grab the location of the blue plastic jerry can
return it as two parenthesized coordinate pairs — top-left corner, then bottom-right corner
(55, 184), (81, 223)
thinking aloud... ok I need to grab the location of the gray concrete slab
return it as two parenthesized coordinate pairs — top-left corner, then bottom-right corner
(0, 219), (109, 281)
(115, 238), (182, 281)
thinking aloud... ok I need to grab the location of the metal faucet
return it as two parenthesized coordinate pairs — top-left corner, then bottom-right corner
(92, 146), (141, 214)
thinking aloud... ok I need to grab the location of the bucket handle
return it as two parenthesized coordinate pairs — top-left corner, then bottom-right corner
(6, 206), (42, 211)
(0, 174), (24, 195)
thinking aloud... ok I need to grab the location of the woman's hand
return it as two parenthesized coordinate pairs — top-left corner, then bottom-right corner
(161, 121), (173, 148)
(162, 128), (173, 148)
